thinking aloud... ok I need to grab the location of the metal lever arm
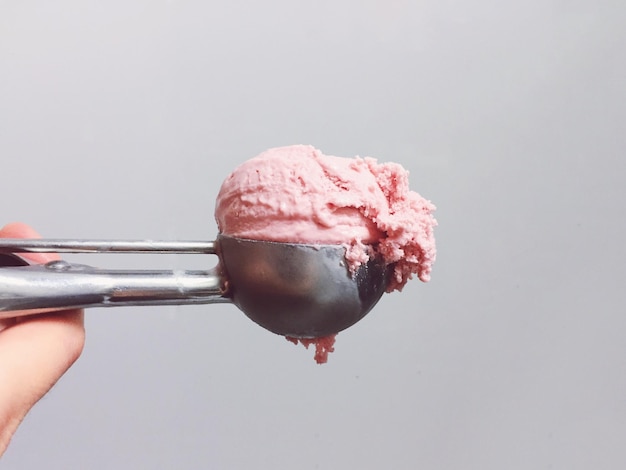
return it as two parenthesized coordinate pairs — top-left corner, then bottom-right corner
(0, 239), (215, 254)
(0, 259), (228, 318)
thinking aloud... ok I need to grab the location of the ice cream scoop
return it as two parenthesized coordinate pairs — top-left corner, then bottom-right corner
(0, 236), (389, 337)
(213, 145), (436, 362)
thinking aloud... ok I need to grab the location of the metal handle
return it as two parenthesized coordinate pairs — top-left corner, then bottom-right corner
(0, 258), (229, 318)
(0, 239), (216, 254)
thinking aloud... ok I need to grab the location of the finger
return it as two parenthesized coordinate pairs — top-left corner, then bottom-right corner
(0, 310), (85, 453)
(0, 222), (60, 264)
(0, 223), (85, 454)
(0, 222), (58, 332)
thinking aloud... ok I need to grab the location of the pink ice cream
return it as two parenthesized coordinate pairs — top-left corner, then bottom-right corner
(215, 145), (437, 292)
(215, 145), (436, 364)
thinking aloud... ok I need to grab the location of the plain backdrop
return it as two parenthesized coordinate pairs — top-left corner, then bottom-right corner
(1, 1), (625, 469)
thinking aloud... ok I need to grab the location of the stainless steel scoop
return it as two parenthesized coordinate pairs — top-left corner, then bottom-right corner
(0, 236), (389, 338)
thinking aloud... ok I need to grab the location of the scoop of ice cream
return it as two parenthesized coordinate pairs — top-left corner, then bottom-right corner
(215, 145), (436, 291)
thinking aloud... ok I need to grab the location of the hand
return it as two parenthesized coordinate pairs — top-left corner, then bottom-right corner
(0, 222), (85, 456)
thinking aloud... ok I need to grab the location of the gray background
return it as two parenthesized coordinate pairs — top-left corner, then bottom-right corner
(1, 1), (625, 469)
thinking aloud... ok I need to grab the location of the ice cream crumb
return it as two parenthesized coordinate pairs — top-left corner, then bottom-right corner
(286, 335), (336, 364)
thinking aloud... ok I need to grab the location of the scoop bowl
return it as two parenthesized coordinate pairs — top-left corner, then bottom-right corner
(218, 236), (389, 338)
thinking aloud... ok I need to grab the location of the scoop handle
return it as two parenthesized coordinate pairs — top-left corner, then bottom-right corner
(0, 239), (216, 254)
(0, 258), (229, 319)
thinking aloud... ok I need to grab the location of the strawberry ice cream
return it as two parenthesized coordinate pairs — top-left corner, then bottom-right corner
(215, 145), (437, 363)
(216, 145), (436, 290)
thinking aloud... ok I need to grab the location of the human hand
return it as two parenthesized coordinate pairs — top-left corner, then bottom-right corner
(0, 222), (85, 456)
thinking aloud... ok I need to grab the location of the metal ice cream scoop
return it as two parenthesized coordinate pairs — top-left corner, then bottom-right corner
(0, 236), (389, 338)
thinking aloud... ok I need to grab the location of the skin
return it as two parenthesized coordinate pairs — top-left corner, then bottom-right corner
(0, 222), (85, 456)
